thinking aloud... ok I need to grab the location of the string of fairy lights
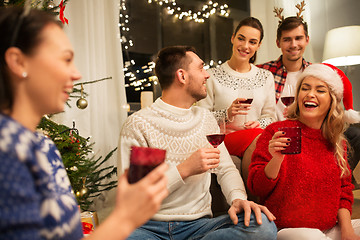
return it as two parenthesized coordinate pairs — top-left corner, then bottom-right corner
(148, 0), (229, 22)
(119, 0), (229, 93)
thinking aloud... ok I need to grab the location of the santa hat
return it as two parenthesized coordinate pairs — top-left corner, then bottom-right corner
(298, 63), (360, 123)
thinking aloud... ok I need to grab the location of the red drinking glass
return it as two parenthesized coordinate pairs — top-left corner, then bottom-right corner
(128, 146), (166, 184)
(279, 127), (301, 154)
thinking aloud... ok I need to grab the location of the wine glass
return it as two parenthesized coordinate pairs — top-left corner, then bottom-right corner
(280, 84), (295, 107)
(206, 117), (226, 173)
(239, 90), (254, 125)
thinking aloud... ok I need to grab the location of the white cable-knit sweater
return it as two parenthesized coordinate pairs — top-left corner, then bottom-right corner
(198, 62), (276, 130)
(118, 98), (247, 221)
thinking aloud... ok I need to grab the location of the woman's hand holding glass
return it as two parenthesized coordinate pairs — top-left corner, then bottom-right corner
(264, 131), (289, 179)
(227, 97), (258, 130)
(240, 90), (254, 125)
(227, 98), (251, 120)
(268, 131), (289, 161)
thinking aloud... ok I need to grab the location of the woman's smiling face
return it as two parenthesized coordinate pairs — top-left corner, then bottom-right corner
(231, 25), (261, 63)
(298, 76), (332, 129)
(24, 23), (81, 116)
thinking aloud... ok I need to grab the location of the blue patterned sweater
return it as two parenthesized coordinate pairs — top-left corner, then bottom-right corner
(0, 113), (83, 239)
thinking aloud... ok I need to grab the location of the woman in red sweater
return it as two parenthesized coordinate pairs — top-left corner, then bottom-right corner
(248, 63), (360, 239)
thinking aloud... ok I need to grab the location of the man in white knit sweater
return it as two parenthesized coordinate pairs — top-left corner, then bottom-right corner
(118, 46), (277, 239)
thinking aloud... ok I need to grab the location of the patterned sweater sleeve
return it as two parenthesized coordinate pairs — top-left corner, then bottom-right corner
(0, 149), (43, 239)
(258, 70), (276, 129)
(117, 115), (148, 176)
(247, 124), (279, 198)
(118, 113), (185, 194)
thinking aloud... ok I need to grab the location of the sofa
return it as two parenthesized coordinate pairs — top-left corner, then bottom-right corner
(210, 123), (360, 215)
(347, 123), (360, 189)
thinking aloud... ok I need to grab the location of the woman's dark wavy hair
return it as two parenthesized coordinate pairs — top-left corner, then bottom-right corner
(0, 7), (61, 112)
(233, 17), (264, 64)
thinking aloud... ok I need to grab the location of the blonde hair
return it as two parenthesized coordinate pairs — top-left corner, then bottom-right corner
(287, 78), (350, 178)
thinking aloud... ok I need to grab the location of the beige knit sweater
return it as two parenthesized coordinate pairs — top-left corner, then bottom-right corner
(118, 98), (247, 221)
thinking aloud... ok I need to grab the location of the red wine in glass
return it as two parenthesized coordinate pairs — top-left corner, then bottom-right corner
(239, 98), (253, 104)
(206, 134), (226, 148)
(128, 164), (158, 184)
(281, 96), (295, 106)
(128, 146), (166, 184)
(238, 98), (253, 125)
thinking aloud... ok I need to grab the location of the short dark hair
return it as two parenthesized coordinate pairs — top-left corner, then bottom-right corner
(276, 16), (308, 41)
(233, 17), (264, 64)
(154, 46), (196, 90)
(0, 7), (61, 112)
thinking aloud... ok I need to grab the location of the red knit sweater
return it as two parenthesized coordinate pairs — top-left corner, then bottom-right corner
(248, 120), (354, 230)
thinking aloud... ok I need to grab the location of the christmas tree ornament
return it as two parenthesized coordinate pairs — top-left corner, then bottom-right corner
(80, 187), (88, 196)
(70, 166), (78, 171)
(80, 177), (88, 197)
(76, 83), (88, 109)
(46, 0), (55, 9)
(77, 98), (88, 109)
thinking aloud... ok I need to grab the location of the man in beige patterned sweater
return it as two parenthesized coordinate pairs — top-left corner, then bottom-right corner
(118, 46), (277, 240)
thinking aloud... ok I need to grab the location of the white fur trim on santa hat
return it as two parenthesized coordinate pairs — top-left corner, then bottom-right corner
(344, 109), (360, 123)
(298, 64), (343, 100)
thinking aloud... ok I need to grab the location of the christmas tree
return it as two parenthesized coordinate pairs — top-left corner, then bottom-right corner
(0, 0), (68, 12)
(1, 1), (118, 211)
(38, 77), (116, 211)
(38, 117), (118, 211)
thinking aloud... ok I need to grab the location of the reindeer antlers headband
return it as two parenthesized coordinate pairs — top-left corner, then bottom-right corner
(274, 0), (306, 24)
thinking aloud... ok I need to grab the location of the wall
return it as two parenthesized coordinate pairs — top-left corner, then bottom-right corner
(320, 0), (360, 110)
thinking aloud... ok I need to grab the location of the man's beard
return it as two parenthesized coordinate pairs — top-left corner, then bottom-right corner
(192, 90), (207, 102)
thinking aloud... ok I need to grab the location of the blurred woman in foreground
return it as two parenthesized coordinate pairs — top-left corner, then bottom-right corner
(0, 6), (168, 240)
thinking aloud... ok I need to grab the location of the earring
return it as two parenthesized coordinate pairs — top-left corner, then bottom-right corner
(22, 72), (28, 78)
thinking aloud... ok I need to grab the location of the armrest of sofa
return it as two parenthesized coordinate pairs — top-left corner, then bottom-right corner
(345, 123), (360, 189)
